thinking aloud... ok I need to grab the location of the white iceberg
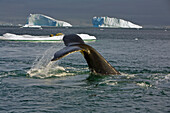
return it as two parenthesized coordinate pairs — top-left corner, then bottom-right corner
(24, 14), (72, 27)
(92, 16), (142, 28)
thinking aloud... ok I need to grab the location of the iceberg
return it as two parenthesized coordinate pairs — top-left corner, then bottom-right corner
(24, 14), (72, 27)
(92, 16), (142, 28)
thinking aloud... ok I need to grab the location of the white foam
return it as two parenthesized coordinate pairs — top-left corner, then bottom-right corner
(105, 80), (118, 86)
(98, 80), (118, 86)
(120, 73), (135, 79)
(26, 45), (71, 78)
(136, 82), (152, 88)
(27, 62), (67, 78)
(165, 74), (170, 80)
(135, 38), (138, 41)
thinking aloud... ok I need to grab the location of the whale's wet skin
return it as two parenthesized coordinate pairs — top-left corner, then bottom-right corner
(51, 34), (120, 75)
(0, 26), (170, 112)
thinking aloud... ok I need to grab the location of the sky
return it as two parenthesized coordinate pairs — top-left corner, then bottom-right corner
(0, 0), (170, 27)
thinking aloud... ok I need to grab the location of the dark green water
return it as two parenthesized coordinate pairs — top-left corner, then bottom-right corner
(0, 27), (170, 113)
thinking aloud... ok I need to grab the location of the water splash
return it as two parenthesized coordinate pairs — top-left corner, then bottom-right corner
(120, 73), (135, 79)
(27, 44), (75, 78)
(27, 62), (66, 78)
(136, 82), (152, 88)
(99, 80), (118, 86)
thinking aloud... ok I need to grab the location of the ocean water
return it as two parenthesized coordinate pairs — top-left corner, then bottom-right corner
(0, 26), (170, 113)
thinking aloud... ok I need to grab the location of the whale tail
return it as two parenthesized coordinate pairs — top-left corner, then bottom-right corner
(51, 34), (84, 61)
(63, 34), (85, 46)
(51, 34), (120, 75)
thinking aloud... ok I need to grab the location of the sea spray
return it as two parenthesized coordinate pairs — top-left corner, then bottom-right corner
(27, 61), (66, 78)
(27, 44), (68, 78)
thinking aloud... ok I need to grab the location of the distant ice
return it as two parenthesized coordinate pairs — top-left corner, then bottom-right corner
(24, 14), (72, 27)
(92, 16), (142, 28)
(0, 33), (96, 41)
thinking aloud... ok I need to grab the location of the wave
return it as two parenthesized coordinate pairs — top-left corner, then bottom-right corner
(117, 67), (170, 74)
(88, 72), (170, 90)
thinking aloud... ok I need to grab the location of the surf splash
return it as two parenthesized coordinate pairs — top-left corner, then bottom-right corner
(27, 45), (75, 78)
(27, 62), (67, 78)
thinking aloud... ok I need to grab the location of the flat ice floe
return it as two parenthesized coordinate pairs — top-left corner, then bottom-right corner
(0, 33), (96, 42)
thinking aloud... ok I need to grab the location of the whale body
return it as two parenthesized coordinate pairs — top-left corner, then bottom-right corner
(51, 34), (120, 75)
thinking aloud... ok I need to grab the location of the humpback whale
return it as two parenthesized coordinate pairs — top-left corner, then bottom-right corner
(51, 34), (120, 75)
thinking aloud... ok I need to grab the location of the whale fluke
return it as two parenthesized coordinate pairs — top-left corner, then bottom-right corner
(51, 34), (120, 75)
